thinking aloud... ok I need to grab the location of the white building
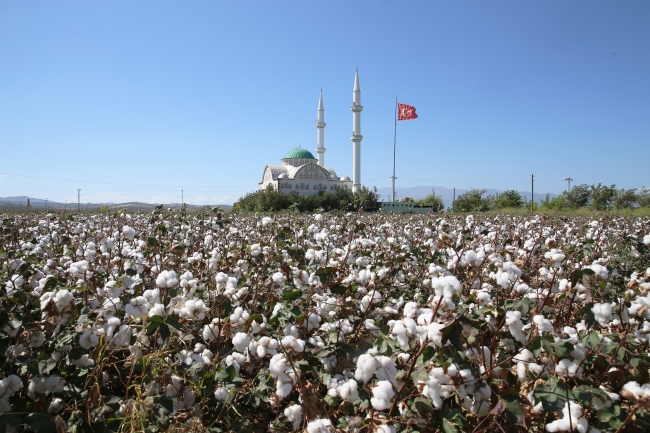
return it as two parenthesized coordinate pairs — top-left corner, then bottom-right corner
(259, 72), (363, 196)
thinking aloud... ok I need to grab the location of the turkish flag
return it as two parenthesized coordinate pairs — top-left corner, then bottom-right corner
(398, 103), (418, 120)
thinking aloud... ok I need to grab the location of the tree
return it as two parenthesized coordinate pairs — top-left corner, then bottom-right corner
(539, 194), (568, 210)
(415, 193), (444, 211)
(494, 190), (523, 209)
(590, 183), (617, 210)
(564, 184), (591, 208)
(454, 189), (493, 212)
(613, 188), (637, 209)
(637, 187), (650, 208)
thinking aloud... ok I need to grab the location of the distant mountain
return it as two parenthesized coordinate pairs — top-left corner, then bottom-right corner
(375, 186), (557, 209)
(0, 197), (232, 211)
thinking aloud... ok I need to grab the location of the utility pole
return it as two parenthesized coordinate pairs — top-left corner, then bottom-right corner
(77, 189), (81, 212)
(531, 175), (534, 212)
(453, 187), (456, 212)
(565, 177), (573, 191)
(182, 190), (184, 206)
(46, 198), (48, 210)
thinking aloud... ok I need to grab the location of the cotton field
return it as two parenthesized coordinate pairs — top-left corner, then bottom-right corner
(1, 210), (650, 433)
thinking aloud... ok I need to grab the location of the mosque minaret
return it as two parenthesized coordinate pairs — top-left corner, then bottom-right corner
(351, 69), (363, 192)
(258, 69), (361, 196)
(316, 89), (326, 167)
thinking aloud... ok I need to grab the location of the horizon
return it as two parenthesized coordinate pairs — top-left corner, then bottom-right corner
(1, 1), (648, 206)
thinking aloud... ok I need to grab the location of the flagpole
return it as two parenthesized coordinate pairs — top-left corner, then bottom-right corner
(392, 96), (397, 202)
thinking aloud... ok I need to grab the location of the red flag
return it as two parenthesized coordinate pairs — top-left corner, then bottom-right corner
(397, 103), (418, 120)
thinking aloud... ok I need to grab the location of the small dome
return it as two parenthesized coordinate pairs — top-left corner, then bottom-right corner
(278, 173), (287, 178)
(340, 176), (351, 181)
(283, 147), (317, 160)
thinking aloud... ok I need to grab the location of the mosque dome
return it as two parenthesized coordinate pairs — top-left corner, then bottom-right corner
(283, 147), (317, 160)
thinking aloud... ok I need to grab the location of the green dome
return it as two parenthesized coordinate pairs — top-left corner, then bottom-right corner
(283, 147), (316, 160)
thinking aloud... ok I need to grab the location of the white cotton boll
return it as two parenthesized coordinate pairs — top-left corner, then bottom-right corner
(505, 311), (526, 344)
(155, 270), (178, 288)
(148, 303), (165, 318)
(592, 303), (613, 326)
(375, 356), (398, 386)
(421, 367), (452, 409)
(29, 331), (45, 348)
(284, 324), (299, 338)
(269, 354), (288, 378)
(48, 398), (64, 414)
(545, 401), (588, 433)
(339, 379), (359, 402)
(250, 243), (262, 257)
(377, 425), (396, 433)
(589, 264), (609, 280)
(533, 315), (554, 333)
(621, 381), (650, 401)
(364, 319), (379, 330)
(427, 322), (445, 347)
(214, 386), (232, 401)
(202, 320), (221, 342)
(54, 289), (73, 309)
(306, 418), (333, 433)
(556, 359), (583, 378)
(284, 404), (303, 430)
(355, 353), (378, 383)
(281, 335), (305, 352)
(122, 226), (136, 240)
(232, 333), (251, 353)
(166, 376), (182, 397)
(272, 272), (287, 286)
(261, 217), (273, 226)
(371, 380), (395, 411)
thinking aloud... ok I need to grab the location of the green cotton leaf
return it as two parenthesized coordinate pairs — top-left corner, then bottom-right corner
(146, 320), (161, 336)
(598, 404), (621, 422)
(554, 341), (574, 359)
(442, 418), (460, 433)
(221, 299), (233, 317)
(330, 285), (348, 295)
(283, 290), (302, 301)
(572, 385), (609, 406)
(530, 336), (543, 357)
(441, 321), (464, 350)
(158, 323), (171, 341)
(165, 315), (182, 330)
(533, 378), (567, 412)
(146, 236), (159, 248)
(586, 331), (601, 349)
(225, 364), (237, 382)
(421, 345), (436, 364)
(379, 325), (390, 335)
(501, 393), (526, 427)
(23, 413), (57, 433)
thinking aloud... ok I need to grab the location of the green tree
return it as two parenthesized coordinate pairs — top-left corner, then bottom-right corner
(590, 183), (617, 210)
(494, 190), (523, 209)
(637, 187), (650, 208)
(613, 188), (637, 209)
(415, 193), (444, 211)
(454, 189), (493, 212)
(564, 184), (591, 208)
(539, 194), (568, 210)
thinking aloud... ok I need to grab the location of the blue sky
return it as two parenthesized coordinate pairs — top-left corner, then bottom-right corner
(1, 1), (648, 205)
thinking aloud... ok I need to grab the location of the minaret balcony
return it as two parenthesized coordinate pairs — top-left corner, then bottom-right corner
(316, 121), (326, 128)
(351, 134), (363, 142)
(351, 105), (363, 112)
(316, 147), (326, 153)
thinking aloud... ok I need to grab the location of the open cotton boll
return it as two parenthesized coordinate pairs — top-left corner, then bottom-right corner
(281, 335), (305, 352)
(556, 359), (583, 378)
(620, 381), (650, 401)
(339, 379), (359, 402)
(371, 380), (395, 410)
(375, 356), (398, 386)
(355, 353), (378, 383)
(306, 418), (333, 433)
(166, 376), (182, 398)
(272, 272), (287, 286)
(592, 303), (613, 326)
(545, 401), (588, 433)
(27, 376), (66, 398)
(533, 315), (554, 333)
(284, 404), (303, 430)
(155, 270), (178, 288)
(588, 264), (609, 280)
(122, 226), (136, 240)
(505, 311), (527, 344)
(214, 386), (232, 402)
(232, 333), (251, 353)
(48, 397), (64, 414)
(377, 425), (396, 433)
(421, 367), (452, 408)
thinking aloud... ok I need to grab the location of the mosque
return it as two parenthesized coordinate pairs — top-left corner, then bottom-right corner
(259, 70), (363, 196)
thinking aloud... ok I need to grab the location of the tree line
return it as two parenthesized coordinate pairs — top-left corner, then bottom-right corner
(232, 186), (380, 213)
(449, 184), (650, 212)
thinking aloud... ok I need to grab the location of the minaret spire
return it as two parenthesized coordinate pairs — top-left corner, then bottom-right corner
(351, 69), (363, 192)
(316, 89), (326, 167)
